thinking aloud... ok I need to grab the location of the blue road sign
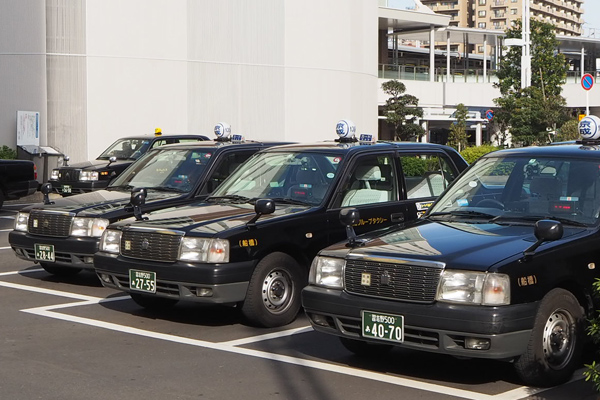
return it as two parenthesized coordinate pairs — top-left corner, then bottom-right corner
(485, 109), (494, 121)
(582, 73), (594, 91)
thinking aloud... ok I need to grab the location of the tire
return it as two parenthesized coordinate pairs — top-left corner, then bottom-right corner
(241, 252), (305, 328)
(339, 337), (393, 357)
(130, 293), (178, 310)
(40, 263), (82, 276)
(514, 288), (584, 387)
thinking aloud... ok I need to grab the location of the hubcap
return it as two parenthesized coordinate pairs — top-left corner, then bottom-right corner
(261, 269), (293, 314)
(542, 309), (575, 369)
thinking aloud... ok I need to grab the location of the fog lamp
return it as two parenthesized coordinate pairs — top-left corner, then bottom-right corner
(99, 273), (112, 284)
(309, 313), (331, 327)
(196, 288), (213, 297)
(465, 337), (490, 350)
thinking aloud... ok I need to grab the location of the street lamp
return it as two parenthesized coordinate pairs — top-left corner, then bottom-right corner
(503, 0), (531, 89)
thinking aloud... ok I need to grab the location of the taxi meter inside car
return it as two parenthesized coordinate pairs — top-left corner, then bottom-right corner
(10, 124), (284, 277)
(94, 121), (467, 328)
(302, 116), (600, 387)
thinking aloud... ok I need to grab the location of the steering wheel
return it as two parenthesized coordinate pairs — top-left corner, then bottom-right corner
(475, 198), (504, 210)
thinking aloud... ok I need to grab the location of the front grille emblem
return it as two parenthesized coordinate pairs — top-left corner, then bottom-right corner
(380, 271), (391, 286)
(361, 272), (371, 286)
(141, 238), (150, 250)
(124, 240), (131, 251)
(42, 219), (50, 229)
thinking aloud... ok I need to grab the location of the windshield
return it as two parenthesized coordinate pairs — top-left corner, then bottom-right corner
(429, 155), (600, 226)
(98, 138), (152, 160)
(109, 148), (212, 193)
(211, 151), (340, 205)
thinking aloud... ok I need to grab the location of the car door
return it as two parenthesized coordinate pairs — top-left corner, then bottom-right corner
(326, 152), (404, 244)
(399, 150), (461, 218)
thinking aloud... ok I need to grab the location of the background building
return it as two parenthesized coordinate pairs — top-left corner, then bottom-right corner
(0, 0), (378, 170)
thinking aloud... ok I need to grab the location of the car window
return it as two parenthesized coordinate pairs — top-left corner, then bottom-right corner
(213, 151), (341, 205)
(200, 150), (256, 195)
(401, 154), (456, 199)
(337, 154), (397, 207)
(98, 138), (146, 160)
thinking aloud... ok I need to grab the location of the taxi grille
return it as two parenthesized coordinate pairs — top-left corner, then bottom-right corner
(345, 259), (442, 303)
(120, 230), (182, 262)
(57, 168), (81, 182)
(27, 211), (73, 237)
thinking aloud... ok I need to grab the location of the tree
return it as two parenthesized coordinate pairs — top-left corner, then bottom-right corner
(447, 103), (469, 152)
(493, 20), (569, 146)
(381, 80), (425, 141)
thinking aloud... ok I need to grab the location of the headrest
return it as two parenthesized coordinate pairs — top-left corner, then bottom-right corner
(355, 165), (381, 181)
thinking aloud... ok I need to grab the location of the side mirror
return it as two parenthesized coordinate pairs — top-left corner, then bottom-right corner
(339, 207), (364, 247)
(130, 187), (148, 221)
(247, 199), (275, 226)
(40, 183), (54, 205)
(523, 219), (563, 259)
(63, 155), (70, 167)
(108, 156), (117, 166)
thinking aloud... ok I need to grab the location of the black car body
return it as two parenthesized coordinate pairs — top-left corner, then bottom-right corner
(302, 142), (600, 387)
(48, 134), (209, 195)
(0, 159), (38, 208)
(10, 136), (285, 276)
(94, 129), (468, 328)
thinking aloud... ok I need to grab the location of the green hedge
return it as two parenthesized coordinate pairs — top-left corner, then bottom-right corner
(460, 144), (502, 164)
(0, 145), (17, 159)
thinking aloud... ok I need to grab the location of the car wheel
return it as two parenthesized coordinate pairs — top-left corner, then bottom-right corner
(40, 263), (82, 276)
(514, 288), (584, 387)
(241, 252), (304, 328)
(130, 293), (178, 310)
(339, 337), (393, 357)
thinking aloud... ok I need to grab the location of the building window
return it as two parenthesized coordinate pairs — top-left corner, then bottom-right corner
(479, 0), (486, 5)
(478, 22), (486, 28)
(478, 10), (486, 17)
(478, 45), (485, 52)
(511, 8), (517, 15)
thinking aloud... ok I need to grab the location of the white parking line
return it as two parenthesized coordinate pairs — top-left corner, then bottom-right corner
(0, 276), (569, 400)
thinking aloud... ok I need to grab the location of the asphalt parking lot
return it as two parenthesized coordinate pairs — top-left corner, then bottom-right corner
(1, 199), (599, 400)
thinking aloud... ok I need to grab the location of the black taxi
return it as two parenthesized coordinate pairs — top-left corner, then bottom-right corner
(302, 116), (600, 387)
(49, 130), (209, 195)
(10, 124), (285, 276)
(93, 120), (468, 328)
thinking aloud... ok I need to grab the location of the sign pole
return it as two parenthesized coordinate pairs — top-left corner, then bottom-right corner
(582, 73), (594, 115)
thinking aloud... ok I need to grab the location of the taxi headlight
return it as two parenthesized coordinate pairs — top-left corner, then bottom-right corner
(71, 217), (109, 237)
(436, 271), (510, 305)
(50, 169), (60, 180)
(80, 171), (99, 181)
(14, 212), (29, 232)
(99, 229), (121, 254)
(179, 238), (229, 263)
(308, 256), (345, 289)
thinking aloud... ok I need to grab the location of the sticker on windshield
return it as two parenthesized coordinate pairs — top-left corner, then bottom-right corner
(333, 157), (342, 163)
(327, 173), (335, 179)
(469, 181), (478, 188)
(456, 199), (469, 206)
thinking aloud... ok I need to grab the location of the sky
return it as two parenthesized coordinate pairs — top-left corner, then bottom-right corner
(582, 1), (600, 37)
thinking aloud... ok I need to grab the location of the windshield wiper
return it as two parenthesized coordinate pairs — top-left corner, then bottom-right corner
(502, 214), (589, 227)
(269, 197), (312, 206)
(148, 186), (187, 193)
(428, 210), (497, 220)
(207, 195), (253, 204)
(107, 184), (135, 191)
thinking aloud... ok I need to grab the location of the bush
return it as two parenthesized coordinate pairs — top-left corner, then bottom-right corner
(584, 279), (600, 392)
(400, 156), (427, 177)
(0, 145), (17, 159)
(460, 145), (502, 164)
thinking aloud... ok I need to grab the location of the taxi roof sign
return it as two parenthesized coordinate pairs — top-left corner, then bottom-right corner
(214, 122), (231, 139)
(335, 120), (356, 142)
(579, 115), (600, 141)
(358, 133), (376, 143)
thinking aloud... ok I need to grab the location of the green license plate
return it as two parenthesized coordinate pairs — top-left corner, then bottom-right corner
(34, 244), (55, 262)
(361, 310), (404, 343)
(129, 269), (157, 293)
(62, 185), (71, 194)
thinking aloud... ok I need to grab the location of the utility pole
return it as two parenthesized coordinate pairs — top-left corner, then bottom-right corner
(521, 0), (531, 89)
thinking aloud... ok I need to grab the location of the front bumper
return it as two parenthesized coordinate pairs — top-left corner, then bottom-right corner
(301, 286), (538, 360)
(94, 252), (258, 304)
(48, 179), (109, 195)
(9, 230), (98, 269)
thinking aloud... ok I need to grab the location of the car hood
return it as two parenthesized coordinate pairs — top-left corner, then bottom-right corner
(60, 159), (131, 170)
(319, 220), (588, 272)
(113, 202), (313, 236)
(23, 189), (183, 218)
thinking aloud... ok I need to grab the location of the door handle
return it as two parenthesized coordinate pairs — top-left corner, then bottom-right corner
(391, 212), (404, 223)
